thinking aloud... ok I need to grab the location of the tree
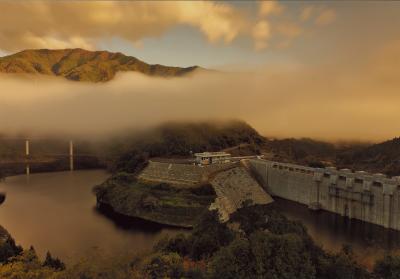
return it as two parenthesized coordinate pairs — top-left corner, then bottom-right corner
(43, 251), (65, 270)
(209, 238), (255, 279)
(0, 248), (56, 279)
(0, 233), (23, 263)
(142, 252), (184, 279)
(374, 255), (400, 279)
(189, 211), (234, 260)
(316, 246), (370, 279)
(250, 231), (316, 279)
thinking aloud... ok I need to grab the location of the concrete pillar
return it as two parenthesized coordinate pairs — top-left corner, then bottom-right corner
(310, 171), (323, 209)
(25, 140), (30, 156)
(383, 183), (396, 229)
(69, 140), (74, 171)
(25, 140), (30, 175)
(382, 194), (392, 228)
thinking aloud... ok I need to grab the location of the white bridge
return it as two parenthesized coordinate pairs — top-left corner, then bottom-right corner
(0, 138), (101, 175)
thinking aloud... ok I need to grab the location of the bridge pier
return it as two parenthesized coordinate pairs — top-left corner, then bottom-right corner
(25, 140), (30, 175)
(69, 140), (74, 171)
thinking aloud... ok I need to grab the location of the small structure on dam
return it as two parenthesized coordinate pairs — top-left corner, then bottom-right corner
(248, 159), (400, 231)
(194, 152), (231, 165)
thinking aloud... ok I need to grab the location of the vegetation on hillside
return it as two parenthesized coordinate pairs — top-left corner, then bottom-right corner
(265, 138), (338, 166)
(2, 206), (400, 278)
(265, 137), (400, 176)
(0, 48), (200, 82)
(0, 226), (22, 264)
(111, 120), (265, 173)
(336, 137), (400, 176)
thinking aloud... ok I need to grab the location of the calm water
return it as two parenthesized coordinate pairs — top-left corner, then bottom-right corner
(1, 170), (400, 268)
(0, 170), (184, 263)
(275, 198), (400, 268)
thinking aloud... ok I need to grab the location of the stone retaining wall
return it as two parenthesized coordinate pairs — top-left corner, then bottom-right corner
(210, 166), (273, 222)
(138, 161), (232, 186)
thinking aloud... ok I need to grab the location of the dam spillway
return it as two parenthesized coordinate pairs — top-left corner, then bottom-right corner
(248, 159), (400, 231)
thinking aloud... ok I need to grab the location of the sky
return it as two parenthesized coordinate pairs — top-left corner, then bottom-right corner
(1, 1), (400, 141)
(0, 0), (385, 68)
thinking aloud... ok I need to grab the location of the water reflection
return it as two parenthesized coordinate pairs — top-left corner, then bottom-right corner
(274, 198), (400, 267)
(94, 203), (190, 233)
(0, 170), (184, 263)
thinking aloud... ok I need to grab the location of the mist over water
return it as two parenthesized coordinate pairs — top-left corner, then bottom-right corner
(1, 57), (400, 142)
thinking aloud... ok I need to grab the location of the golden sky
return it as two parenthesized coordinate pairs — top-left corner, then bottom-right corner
(1, 1), (400, 142)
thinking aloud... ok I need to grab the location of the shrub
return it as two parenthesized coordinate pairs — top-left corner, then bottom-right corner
(142, 252), (184, 279)
(374, 255), (400, 279)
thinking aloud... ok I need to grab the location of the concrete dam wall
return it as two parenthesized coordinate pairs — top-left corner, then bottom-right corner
(248, 159), (400, 231)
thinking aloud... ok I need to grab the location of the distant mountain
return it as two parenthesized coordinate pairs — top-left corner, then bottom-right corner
(337, 137), (400, 176)
(0, 48), (200, 82)
(264, 135), (400, 176)
(264, 138), (338, 166)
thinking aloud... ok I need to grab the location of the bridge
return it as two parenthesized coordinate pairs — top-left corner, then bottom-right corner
(0, 138), (102, 176)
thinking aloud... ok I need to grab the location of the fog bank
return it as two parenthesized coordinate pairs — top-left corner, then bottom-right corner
(1, 57), (400, 141)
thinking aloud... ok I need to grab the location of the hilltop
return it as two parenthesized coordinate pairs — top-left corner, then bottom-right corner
(337, 137), (400, 175)
(110, 120), (265, 173)
(0, 48), (200, 82)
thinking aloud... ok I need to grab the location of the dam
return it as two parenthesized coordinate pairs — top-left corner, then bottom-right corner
(248, 159), (400, 231)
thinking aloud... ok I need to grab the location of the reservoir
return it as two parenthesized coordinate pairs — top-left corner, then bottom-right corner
(0, 170), (184, 263)
(0, 170), (400, 268)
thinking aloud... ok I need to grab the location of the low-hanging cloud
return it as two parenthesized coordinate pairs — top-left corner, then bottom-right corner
(1, 42), (400, 142)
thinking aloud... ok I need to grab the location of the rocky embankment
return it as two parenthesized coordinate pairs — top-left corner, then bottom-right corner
(210, 166), (273, 222)
(95, 160), (273, 227)
(93, 172), (216, 228)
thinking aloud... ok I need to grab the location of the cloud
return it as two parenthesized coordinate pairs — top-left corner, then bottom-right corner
(0, 1), (247, 52)
(252, 20), (271, 51)
(276, 22), (302, 38)
(300, 6), (314, 22)
(259, 1), (284, 17)
(1, 42), (400, 142)
(370, 39), (400, 83)
(315, 9), (336, 26)
(178, 2), (246, 44)
(0, 1), (336, 54)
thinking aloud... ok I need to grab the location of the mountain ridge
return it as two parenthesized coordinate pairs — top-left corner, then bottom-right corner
(0, 48), (201, 82)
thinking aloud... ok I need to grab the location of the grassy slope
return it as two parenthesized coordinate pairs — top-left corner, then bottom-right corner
(0, 48), (199, 82)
